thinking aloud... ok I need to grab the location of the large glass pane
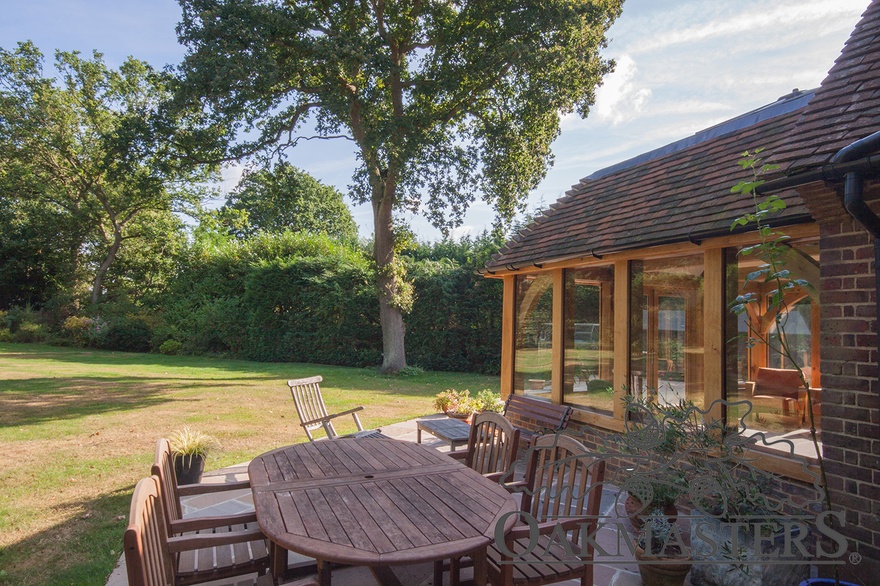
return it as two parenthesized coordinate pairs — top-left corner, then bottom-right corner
(563, 266), (614, 414)
(727, 240), (820, 443)
(514, 274), (554, 399)
(630, 255), (704, 407)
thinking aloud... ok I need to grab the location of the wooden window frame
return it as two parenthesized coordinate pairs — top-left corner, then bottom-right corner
(496, 223), (821, 480)
(498, 224), (817, 429)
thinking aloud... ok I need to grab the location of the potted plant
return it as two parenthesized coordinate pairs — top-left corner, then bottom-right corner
(635, 511), (693, 586)
(618, 395), (711, 530)
(167, 427), (218, 485)
(473, 389), (504, 413)
(623, 476), (684, 532)
(434, 389), (477, 419)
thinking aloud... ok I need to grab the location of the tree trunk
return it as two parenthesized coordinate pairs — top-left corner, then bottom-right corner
(91, 230), (122, 306)
(372, 183), (407, 373)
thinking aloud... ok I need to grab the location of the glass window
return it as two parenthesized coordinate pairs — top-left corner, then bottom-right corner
(630, 255), (704, 407)
(514, 274), (554, 399)
(727, 240), (820, 441)
(563, 266), (614, 414)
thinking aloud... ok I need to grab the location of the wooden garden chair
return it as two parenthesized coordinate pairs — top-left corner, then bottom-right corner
(287, 375), (384, 440)
(151, 439), (271, 584)
(436, 412), (521, 585)
(448, 411), (521, 482)
(152, 438), (254, 528)
(124, 475), (273, 586)
(486, 433), (606, 586)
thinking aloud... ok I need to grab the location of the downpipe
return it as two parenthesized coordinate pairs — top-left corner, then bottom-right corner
(832, 130), (880, 422)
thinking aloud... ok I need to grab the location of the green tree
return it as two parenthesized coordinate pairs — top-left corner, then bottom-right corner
(0, 42), (217, 306)
(175, 0), (622, 372)
(223, 161), (358, 242)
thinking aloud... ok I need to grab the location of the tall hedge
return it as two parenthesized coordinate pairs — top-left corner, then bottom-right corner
(406, 258), (502, 374)
(243, 255), (380, 366)
(148, 231), (503, 373)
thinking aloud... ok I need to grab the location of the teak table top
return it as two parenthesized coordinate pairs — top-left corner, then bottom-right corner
(249, 439), (517, 585)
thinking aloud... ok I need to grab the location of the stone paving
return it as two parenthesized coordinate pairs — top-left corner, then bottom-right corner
(108, 415), (646, 586)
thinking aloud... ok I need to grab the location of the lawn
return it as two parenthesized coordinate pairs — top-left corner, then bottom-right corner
(0, 343), (499, 585)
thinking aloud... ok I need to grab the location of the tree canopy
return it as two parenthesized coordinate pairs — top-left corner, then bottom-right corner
(223, 161), (359, 242)
(174, 0), (623, 371)
(0, 42), (216, 307)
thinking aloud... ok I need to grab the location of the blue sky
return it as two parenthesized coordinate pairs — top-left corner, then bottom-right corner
(1, 0), (869, 241)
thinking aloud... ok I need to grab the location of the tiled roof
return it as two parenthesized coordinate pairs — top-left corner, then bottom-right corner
(486, 0), (880, 272)
(775, 0), (880, 170)
(485, 107), (811, 271)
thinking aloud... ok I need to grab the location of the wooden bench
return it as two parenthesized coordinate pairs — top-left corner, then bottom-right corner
(502, 394), (573, 447)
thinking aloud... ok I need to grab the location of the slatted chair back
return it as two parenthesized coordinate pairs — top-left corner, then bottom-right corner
(288, 376), (333, 439)
(152, 438), (185, 526)
(287, 375), (370, 440)
(466, 412), (520, 480)
(125, 476), (175, 586)
(485, 433), (607, 586)
(522, 433), (606, 548)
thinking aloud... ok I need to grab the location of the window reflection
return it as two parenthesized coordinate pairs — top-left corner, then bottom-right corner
(727, 240), (820, 438)
(514, 274), (554, 399)
(563, 266), (614, 414)
(630, 256), (704, 407)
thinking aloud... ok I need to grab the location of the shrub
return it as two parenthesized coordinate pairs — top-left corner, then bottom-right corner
(159, 339), (182, 355)
(396, 365), (425, 377)
(176, 297), (247, 355)
(100, 317), (153, 353)
(3, 306), (44, 333)
(12, 321), (48, 343)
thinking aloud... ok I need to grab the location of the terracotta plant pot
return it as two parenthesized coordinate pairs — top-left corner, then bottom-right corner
(174, 454), (205, 485)
(635, 546), (692, 586)
(444, 410), (471, 420)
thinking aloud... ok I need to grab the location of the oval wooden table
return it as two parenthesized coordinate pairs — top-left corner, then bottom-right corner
(249, 438), (518, 586)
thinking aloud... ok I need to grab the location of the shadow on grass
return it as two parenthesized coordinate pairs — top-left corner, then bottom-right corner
(0, 343), (499, 399)
(0, 377), (172, 429)
(0, 486), (133, 586)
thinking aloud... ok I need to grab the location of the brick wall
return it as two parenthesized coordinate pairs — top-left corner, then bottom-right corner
(798, 179), (880, 579)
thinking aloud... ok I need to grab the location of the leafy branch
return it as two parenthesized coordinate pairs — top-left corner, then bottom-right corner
(728, 148), (833, 575)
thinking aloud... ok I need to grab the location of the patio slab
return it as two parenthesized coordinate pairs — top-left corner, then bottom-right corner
(107, 416), (643, 586)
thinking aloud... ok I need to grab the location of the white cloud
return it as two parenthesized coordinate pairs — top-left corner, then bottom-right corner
(449, 225), (476, 240)
(627, 0), (866, 55)
(593, 54), (653, 126)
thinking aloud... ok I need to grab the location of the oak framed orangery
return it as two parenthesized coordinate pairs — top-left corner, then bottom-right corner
(485, 4), (880, 575)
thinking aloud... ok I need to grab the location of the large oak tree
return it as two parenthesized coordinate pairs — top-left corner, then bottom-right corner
(174, 0), (623, 372)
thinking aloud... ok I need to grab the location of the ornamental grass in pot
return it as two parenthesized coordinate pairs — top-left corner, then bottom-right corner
(168, 427), (218, 485)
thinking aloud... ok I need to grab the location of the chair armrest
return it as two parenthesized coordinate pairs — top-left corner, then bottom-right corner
(507, 519), (562, 540)
(170, 511), (258, 533)
(300, 406), (365, 427)
(177, 478), (251, 495)
(167, 526), (265, 553)
(447, 449), (468, 460)
(500, 480), (529, 494)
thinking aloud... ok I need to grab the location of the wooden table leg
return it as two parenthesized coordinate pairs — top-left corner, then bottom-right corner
(317, 559), (333, 586)
(370, 565), (403, 586)
(472, 547), (488, 586)
(270, 541), (288, 582)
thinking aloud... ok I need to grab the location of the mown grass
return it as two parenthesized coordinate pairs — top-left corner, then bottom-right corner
(0, 343), (499, 585)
